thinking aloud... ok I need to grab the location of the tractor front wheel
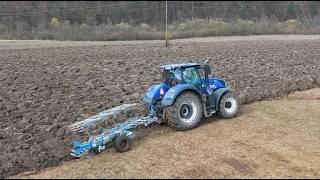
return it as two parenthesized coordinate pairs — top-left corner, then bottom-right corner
(217, 91), (240, 118)
(165, 92), (203, 131)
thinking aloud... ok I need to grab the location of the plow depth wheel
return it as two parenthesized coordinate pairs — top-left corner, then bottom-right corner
(114, 135), (131, 153)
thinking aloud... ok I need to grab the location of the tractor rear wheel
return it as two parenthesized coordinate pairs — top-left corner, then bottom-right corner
(165, 92), (203, 131)
(217, 91), (240, 118)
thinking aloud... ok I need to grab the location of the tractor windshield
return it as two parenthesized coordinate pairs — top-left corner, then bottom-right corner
(163, 69), (183, 87)
(162, 67), (202, 89)
(182, 67), (199, 85)
(181, 67), (202, 88)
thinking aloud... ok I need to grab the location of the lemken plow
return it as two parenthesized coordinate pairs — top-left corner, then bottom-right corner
(68, 103), (138, 133)
(68, 103), (158, 158)
(68, 61), (240, 158)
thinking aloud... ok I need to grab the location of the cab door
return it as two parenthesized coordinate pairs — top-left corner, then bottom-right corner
(181, 67), (202, 91)
(197, 67), (216, 110)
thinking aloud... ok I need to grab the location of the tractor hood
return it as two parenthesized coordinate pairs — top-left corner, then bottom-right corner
(201, 77), (227, 93)
(143, 83), (168, 104)
(208, 78), (227, 89)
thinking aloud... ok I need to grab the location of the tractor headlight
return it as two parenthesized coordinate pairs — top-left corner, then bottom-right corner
(160, 87), (165, 96)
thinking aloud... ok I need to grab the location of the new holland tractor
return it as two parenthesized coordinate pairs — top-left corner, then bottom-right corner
(68, 61), (239, 158)
(144, 61), (239, 130)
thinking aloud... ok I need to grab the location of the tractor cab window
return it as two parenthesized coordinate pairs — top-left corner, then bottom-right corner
(162, 67), (202, 89)
(181, 67), (201, 88)
(163, 69), (182, 87)
(198, 68), (205, 79)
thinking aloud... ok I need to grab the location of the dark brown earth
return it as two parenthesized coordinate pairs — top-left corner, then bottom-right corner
(11, 88), (320, 179)
(0, 36), (319, 178)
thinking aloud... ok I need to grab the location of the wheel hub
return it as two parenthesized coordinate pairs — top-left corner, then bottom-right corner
(120, 140), (127, 149)
(180, 104), (193, 119)
(225, 101), (232, 108)
(225, 98), (237, 114)
(179, 100), (198, 125)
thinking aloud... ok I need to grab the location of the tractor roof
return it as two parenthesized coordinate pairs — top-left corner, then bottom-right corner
(160, 63), (201, 70)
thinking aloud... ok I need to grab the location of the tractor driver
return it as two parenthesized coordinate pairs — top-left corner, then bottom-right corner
(168, 70), (182, 87)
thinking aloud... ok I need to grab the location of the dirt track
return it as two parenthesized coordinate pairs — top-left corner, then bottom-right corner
(12, 88), (320, 178)
(0, 35), (320, 178)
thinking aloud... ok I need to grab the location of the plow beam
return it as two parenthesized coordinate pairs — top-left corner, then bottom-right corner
(68, 103), (137, 133)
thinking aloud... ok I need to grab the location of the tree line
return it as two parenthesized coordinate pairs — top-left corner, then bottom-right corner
(0, 1), (320, 40)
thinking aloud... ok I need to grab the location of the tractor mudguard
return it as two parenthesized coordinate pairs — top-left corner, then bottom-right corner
(143, 83), (168, 104)
(212, 87), (230, 108)
(161, 84), (202, 106)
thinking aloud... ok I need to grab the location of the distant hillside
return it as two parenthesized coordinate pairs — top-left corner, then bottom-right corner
(0, 1), (320, 40)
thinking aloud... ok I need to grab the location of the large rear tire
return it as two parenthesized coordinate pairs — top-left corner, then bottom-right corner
(165, 92), (203, 131)
(217, 91), (240, 118)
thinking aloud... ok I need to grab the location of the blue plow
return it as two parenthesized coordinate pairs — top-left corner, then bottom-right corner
(68, 104), (158, 158)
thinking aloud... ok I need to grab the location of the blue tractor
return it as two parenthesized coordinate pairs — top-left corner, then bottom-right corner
(68, 61), (239, 157)
(143, 61), (240, 130)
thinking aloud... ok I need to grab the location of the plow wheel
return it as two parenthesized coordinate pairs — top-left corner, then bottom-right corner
(114, 135), (131, 153)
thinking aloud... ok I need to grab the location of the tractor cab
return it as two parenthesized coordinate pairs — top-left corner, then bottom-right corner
(160, 63), (219, 115)
(161, 63), (204, 90)
(160, 63), (219, 93)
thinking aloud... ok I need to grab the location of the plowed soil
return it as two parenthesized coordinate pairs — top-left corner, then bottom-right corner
(0, 35), (320, 178)
(11, 88), (320, 178)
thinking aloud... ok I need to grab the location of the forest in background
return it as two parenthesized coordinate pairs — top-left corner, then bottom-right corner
(1, 1), (320, 40)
